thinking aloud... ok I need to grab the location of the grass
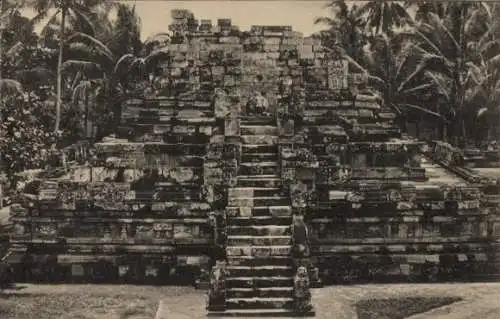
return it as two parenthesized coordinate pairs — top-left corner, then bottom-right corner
(355, 296), (462, 319)
(0, 284), (195, 319)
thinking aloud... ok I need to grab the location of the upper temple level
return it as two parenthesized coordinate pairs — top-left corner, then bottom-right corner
(130, 9), (366, 111)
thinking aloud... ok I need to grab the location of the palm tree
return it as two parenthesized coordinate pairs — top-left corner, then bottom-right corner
(408, 1), (447, 22)
(358, 1), (412, 35)
(314, 0), (367, 61)
(65, 3), (169, 137)
(344, 32), (449, 130)
(28, 0), (109, 133)
(410, 3), (499, 143)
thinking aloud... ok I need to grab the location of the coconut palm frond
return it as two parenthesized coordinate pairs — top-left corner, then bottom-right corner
(465, 8), (489, 36)
(401, 83), (435, 95)
(393, 2), (412, 21)
(144, 32), (171, 46)
(66, 41), (96, 58)
(424, 70), (451, 100)
(414, 26), (447, 58)
(361, 44), (378, 72)
(62, 60), (102, 74)
(487, 53), (500, 68)
(478, 2), (493, 21)
(343, 54), (384, 86)
(67, 6), (96, 36)
(401, 103), (448, 120)
(37, 8), (61, 37)
(71, 80), (93, 104)
(389, 102), (402, 115)
(357, 1), (376, 17)
(465, 62), (487, 86)
(6, 41), (25, 56)
(398, 52), (446, 92)
(66, 32), (115, 62)
(113, 53), (136, 75)
(476, 107), (489, 118)
(465, 85), (488, 104)
(366, 74), (387, 87)
(144, 47), (170, 66)
(314, 16), (336, 26)
(393, 42), (413, 82)
(70, 71), (83, 93)
(428, 12), (460, 50)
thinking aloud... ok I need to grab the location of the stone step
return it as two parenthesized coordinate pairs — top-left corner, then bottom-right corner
(242, 144), (278, 154)
(241, 125), (278, 136)
(227, 276), (294, 289)
(241, 152), (278, 163)
(226, 297), (294, 310)
(227, 265), (293, 278)
(226, 245), (292, 257)
(228, 187), (283, 199)
(241, 135), (278, 145)
(227, 256), (292, 267)
(238, 165), (279, 176)
(228, 196), (289, 207)
(226, 206), (292, 218)
(237, 176), (281, 188)
(226, 287), (293, 299)
(240, 117), (276, 126)
(227, 216), (292, 226)
(227, 235), (292, 246)
(207, 308), (315, 317)
(228, 225), (291, 236)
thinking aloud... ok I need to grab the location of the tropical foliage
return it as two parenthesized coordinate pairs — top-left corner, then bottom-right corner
(0, 1), (169, 187)
(316, 1), (500, 144)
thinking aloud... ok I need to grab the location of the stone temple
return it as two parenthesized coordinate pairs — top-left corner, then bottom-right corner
(5, 9), (500, 316)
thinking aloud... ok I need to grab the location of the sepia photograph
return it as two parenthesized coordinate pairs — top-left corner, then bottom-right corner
(1, 0), (500, 318)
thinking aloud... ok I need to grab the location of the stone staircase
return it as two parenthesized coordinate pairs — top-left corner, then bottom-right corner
(208, 117), (314, 317)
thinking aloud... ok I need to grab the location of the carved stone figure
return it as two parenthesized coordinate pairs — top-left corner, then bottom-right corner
(246, 91), (270, 115)
(207, 261), (227, 311)
(293, 266), (312, 313)
(292, 215), (310, 258)
(290, 182), (309, 208)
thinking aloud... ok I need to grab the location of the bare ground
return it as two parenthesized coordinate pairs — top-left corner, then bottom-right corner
(2, 282), (500, 319)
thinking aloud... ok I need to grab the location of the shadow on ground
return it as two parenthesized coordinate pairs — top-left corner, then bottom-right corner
(355, 296), (462, 319)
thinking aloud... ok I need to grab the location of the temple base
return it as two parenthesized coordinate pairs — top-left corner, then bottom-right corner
(207, 308), (316, 317)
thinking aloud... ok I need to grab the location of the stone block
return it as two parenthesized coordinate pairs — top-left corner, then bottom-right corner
(225, 117), (240, 136)
(227, 246), (252, 256)
(228, 198), (254, 207)
(269, 206), (292, 217)
(228, 188), (254, 199)
(278, 118), (294, 137)
(239, 207), (252, 217)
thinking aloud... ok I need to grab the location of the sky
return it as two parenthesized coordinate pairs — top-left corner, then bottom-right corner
(121, 0), (331, 39)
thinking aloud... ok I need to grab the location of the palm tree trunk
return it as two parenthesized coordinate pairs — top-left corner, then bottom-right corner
(458, 5), (467, 144)
(84, 92), (89, 138)
(54, 5), (67, 133)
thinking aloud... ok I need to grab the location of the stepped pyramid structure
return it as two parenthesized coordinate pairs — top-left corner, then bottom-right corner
(6, 8), (500, 317)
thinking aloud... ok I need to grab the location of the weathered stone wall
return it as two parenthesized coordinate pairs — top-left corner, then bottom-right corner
(7, 9), (497, 284)
(281, 77), (491, 282)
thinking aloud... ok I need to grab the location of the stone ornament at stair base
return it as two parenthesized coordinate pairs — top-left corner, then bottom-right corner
(278, 117), (294, 137)
(208, 212), (217, 244)
(222, 159), (238, 187)
(207, 261), (227, 311)
(292, 214), (310, 258)
(293, 266), (313, 313)
(345, 191), (364, 210)
(290, 182), (309, 208)
(202, 185), (215, 203)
